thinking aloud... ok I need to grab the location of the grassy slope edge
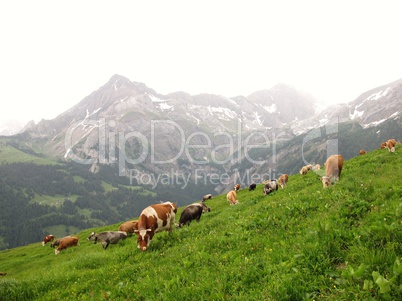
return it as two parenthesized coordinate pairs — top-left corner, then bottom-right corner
(0, 148), (402, 300)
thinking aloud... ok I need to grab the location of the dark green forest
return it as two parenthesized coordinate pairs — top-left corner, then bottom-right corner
(0, 162), (214, 250)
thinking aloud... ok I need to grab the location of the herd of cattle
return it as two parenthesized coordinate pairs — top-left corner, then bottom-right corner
(41, 138), (398, 254)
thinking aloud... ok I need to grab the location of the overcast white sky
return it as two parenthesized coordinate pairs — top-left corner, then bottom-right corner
(1, 0), (402, 124)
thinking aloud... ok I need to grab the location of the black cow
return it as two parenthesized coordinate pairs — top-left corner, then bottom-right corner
(249, 183), (257, 191)
(178, 202), (210, 228)
(87, 231), (128, 250)
(263, 180), (278, 196)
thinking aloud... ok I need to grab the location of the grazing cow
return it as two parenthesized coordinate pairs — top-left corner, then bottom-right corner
(321, 154), (344, 188)
(0, 272), (7, 276)
(202, 194), (213, 201)
(42, 234), (54, 246)
(226, 190), (239, 205)
(263, 180), (278, 195)
(380, 142), (387, 149)
(55, 236), (79, 255)
(299, 166), (309, 175)
(134, 202), (177, 251)
(234, 184), (240, 191)
(314, 164), (321, 170)
(359, 150), (366, 155)
(178, 202), (210, 227)
(386, 139), (397, 152)
(50, 236), (71, 248)
(278, 174), (288, 189)
(87, 231), (128, 250)
(249, 183), (257, 191)
(118, 220), (138, 236)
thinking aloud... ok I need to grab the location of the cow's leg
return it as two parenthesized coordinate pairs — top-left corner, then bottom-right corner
(104, 239), (110, 250)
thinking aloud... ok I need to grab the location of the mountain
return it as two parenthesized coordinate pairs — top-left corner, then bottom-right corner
(9, 75), (402, 191)
(289, 78), (402, 135)
(18, 75), (317, 186)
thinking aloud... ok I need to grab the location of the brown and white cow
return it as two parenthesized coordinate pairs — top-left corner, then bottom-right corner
(380, 142), (387, 149)
(42, 234), (54, 246)
(386, 139), (397, 152)
(359, 150), (366, 155)
(278, 174), (289, 189)
(118, 220), (138, 235)
(299, 165), (310, 175)
(134, 202), (177, 251)
(234, 184), (240, 191)
(321, 154), (344, 188)
(226, 190), (239, 205)
(55, 236), (79, 255)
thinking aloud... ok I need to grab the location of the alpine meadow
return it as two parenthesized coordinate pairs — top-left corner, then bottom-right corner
(1, 147), (402, 300)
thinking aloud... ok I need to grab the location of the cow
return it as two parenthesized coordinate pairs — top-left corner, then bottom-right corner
(87, 231), (128, 250)
(50, 236), (71, 248)
(314, 164), (321, 170)
(278, 174), (288, 189)
(226, 190), (239, 205)
(249, 183), (257, 191)
(386, 139), (397, 152)
(380, 142), (387, 149)
(321, 154), (344, 188)
(299, 165), (310, 175)
(134, 202), (177, 251)
(42, 234), (54, 246)
(263, 180), (278, 195)
(118, 220), (138, 236)
(202, 194), (213, 201)
(359, 150), (366, 155)
(178, 202), (210, 228)
(234, 184), (240, 191)
(55, 236), (79, 255)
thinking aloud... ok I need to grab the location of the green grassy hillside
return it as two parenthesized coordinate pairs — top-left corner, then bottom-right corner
(1, 148), (402, 300)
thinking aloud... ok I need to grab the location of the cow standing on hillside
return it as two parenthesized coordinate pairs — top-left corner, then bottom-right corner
(87, 231), (128, 249)
(321, 154), (344, 188)
(386, 139), (397, 152)
(42, 234), (54, 246)
(263, 180), (278, 195)
(54, 236), (79, 255)
(178, 201), (210, 227)
(134, 202), (177, 251)
(249, 183), (257, 191)
(202, 194), (213, 201)
(226, 190), (239, 205)
(278, 174), (288, 189)
(118, 220), (138, 236)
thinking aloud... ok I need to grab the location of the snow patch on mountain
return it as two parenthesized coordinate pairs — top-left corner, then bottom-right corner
(207, 106), (237, 120)
(366, 87), (391, 101)
(261, 104), (277, 113)
(350, 108), (364, 120)
(158, 103), (174, 111)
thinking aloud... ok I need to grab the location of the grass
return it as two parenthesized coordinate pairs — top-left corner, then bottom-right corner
(0, 148), (402, 300)
(0, 142), (58, 165)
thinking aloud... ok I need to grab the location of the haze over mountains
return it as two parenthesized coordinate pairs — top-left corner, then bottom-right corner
(1, 75), (401, 250)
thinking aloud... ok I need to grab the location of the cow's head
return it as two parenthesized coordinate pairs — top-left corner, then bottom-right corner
(200, 201), (211, 212)
(87, 232), (97, 243)
(134, 229), (152, 251)
(321, 176), (331, 188)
